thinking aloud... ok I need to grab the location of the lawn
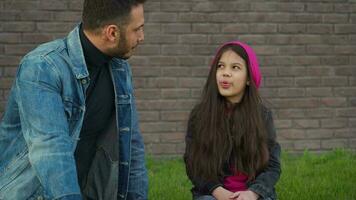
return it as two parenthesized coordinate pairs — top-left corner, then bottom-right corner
(147, 149), (356, 200)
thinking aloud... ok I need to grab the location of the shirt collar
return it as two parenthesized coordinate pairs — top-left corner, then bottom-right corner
(79, 25), (112, 68)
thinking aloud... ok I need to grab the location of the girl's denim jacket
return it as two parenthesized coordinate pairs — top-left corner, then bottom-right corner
(185, 106), (281, 200)
(0, 24), (147, 200)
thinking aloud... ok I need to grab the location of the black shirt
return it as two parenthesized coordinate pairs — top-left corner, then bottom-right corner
(75, 25), (115, 187)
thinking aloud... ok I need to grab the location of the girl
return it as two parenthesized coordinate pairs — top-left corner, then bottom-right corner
(184, 41), (281, 200)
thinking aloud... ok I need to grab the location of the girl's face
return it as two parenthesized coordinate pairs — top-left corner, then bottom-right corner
(216, 49), (249, 103)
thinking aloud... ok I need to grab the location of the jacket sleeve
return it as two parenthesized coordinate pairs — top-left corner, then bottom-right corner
(183, 118), (223, 195)
(248, 109), (281, 199)
(16, 57), (82, 200)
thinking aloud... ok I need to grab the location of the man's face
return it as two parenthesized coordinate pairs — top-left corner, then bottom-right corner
(114, 4), (145, 59)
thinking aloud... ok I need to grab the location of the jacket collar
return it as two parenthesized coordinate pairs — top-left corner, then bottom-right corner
(66, 23), (89, 79)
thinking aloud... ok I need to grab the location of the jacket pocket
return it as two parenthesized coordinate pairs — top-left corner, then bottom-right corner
(82, 146), (118, 200)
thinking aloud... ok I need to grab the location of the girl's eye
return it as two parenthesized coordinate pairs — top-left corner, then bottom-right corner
(217, 64), (223, 68)
(233, 66), (241, 70)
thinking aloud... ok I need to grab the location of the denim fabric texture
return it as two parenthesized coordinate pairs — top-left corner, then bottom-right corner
(0, 24), (148, 200)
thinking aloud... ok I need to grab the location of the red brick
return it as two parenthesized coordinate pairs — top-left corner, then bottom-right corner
(162, 23), (191, 33)
(4, 1), (38, 10)
(274, 120), (292, 128)
(53, 11), (81, 22)
(336, 108), (356, 117)
(278, 88), (305, 97)
(221, 24), (249, 34)
(265, 77), (294, 87)
(142, 133), (160, 143)
(37, 22), (76, 33)
(306, 129), (334, 139)
(39, 0), (68, 10)
(140, 122), (176, 133)
(305, 108), (334, 118)
(294, 140), (321, 150)
(334, 87), (356, 97)
(277, 109), (306, 119)
(334, 129), (355, 138)
(135, 45), (160, 56)
(147, 13), (177, 22)
(335, 66), (356, 76)
(145, 2), (160, 12)
(5, 44), (36, 55)
(259, 88), (278, 98)
(161, 2), (190, 12)
(178, 13), (209, 22)
(306, 3), (333, 12)
(160, 132), (185, 143)
(269, 98), (319, 108)
(295, 14), (322, 23)
(279, 24), (306, 33)
(321, 139), (348, 149)
(68, 1), (82, 11)
(278, 46), (306, 55)
(321, 118), (348, 128)
(138, 111), (159, 122)
(238, 35), (266, 45)
(161, 45), (190, 55)
(335, 25), (356, 34)
(323, 14), (348, 23)
(249, 24), (277, 33)
(135, 89), (160, 100)
(192, 2), (219, 12)
(22, 33), (54, 44)
(306, 66), (332, 76)
(161, 89), (190, 99)
(132, 67), (160, 77)
(278, 3), (304, 12)
(209, 13), (237, 23)
(3, 22), (35, 32)
(320, 97), (347, 107)
(3, 67), (17, 77)
(251, 2), (278, 11)
(178, 56), (207, 66)
(193, 24), (220, 33)
(178, 78), (205, 88)
(162, 67), (191, 77)
(295, 77), (320, 87)
(179, 35), (208, 44)
(294, 119), (319, 128)
(160, 111), (189, 121)
(306, 87), (333, 97)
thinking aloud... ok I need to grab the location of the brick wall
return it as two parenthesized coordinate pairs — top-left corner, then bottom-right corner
(0, 0), (355, 155)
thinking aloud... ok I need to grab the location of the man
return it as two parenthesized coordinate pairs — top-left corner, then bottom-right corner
(0, 0), (148, 199)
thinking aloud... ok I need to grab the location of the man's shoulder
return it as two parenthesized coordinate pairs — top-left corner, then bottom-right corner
(22, 38), (67, 63)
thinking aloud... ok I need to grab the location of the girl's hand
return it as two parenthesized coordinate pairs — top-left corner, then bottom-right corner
(212, 186), (234, 200)
(229, 190), (259, 200)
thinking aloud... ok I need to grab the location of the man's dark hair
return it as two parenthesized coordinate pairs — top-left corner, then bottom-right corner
(82, 0), (146, 31)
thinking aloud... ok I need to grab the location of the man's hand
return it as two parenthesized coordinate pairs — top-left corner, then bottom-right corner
(229, 190), (259, 200)
(212, 186), (234, 200)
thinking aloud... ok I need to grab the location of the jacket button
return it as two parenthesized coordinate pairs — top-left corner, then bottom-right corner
(37, 196), (44, 200)
(81, 79), (87, 84)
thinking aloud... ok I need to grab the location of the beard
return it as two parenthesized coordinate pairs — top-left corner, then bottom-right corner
(113, 31), (135, 60)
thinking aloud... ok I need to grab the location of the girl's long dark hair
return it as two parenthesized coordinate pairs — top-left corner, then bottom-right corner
(186, 44), (269, 182)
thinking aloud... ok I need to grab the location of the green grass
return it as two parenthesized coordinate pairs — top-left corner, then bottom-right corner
(147, 149), (356, 200)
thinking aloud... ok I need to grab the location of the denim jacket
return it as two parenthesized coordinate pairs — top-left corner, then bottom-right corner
(184, 106), (281, 200)
(0, 25), (148, 200)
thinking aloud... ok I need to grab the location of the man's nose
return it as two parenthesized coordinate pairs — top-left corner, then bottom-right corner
(138, 31), (144, 43)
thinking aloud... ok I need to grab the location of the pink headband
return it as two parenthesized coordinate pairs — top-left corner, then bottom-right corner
(213, 41), (262, 89)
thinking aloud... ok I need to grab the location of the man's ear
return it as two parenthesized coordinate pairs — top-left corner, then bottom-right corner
(104, 24), (120, 42)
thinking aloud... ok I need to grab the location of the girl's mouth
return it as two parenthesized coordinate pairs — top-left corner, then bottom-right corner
(219, 81), (231, 89)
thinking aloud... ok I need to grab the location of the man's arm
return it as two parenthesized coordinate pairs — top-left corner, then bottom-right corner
(16, 57), (82, 200)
